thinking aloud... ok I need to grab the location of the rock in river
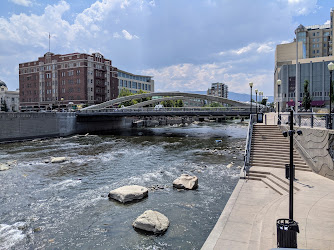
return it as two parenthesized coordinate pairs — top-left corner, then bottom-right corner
(132, 210), (169, 234)
(51, 157), (68, 163)
(108, 185), (148, 203)
(0, 163), (10, 171)
(173, 174), (198, 190)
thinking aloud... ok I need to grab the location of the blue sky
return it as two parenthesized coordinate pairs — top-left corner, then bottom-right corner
(0, 0), (333, 96)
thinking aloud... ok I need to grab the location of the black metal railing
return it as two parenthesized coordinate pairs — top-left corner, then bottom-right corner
(278, 113), (334, 129)
(243, 114), (255, 177)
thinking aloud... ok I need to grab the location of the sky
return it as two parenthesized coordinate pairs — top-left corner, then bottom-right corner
(0, 0), (334, 96)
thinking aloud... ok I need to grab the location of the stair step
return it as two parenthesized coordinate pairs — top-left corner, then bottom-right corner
(251, 151), (302, 160)
(250, 163), (312, 172)
(250, 158), (306, 165)
(250, 160), (308, 168)
(261, 179), (286, 195)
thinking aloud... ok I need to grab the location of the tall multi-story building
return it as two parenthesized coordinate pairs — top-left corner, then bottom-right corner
(117, 69), (154, 94)
(19, 52), (155, 111)
(207, 82), (228, 98)
(274, 8), (334, 111)
(19, 52), (119, 111)
(0, 80), (19, 112)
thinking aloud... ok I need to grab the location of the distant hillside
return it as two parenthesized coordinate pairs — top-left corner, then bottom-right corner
(186, 91), (274, 103)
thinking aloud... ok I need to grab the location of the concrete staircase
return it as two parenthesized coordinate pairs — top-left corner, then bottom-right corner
(246, 124), (311, 195)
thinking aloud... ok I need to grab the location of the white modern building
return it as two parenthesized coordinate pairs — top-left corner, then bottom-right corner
(118, 69), (154, 94)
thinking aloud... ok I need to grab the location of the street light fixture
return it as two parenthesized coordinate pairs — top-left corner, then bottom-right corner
(328, 62), (334, 129)
(255, 89), (258, 114)
(249, 82), (253, 114)
(277, 79), (282, 125)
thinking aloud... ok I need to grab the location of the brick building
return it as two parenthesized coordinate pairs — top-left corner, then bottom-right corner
(19, 52), (119, 111)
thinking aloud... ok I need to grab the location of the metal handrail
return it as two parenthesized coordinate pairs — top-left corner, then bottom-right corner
(243, 114), (254, 177)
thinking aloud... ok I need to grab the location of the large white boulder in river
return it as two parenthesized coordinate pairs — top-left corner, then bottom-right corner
(173, 174), (198, 190)
(132, 210), (169, 234)
(108, 185), (148, 203)
(51, 157), (68, 163)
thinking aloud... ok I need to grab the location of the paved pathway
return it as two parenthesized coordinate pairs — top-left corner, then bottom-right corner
(202, 115), (334, 250)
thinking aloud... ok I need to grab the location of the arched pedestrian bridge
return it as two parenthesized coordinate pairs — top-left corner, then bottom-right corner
(77, 92), (255, 120)
(82, 92), (249, 110)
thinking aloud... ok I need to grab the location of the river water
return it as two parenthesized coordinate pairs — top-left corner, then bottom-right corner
(0, 121), (247, 250)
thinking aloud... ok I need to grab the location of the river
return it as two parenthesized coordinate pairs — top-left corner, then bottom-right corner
(0, 121), (247, 250)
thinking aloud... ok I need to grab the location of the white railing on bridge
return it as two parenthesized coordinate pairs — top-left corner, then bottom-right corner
(78, 106), (250, 113)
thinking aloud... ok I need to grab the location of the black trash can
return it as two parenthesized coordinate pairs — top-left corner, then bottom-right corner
(276, 218), (299, 248)
(257, 113), (263, 123)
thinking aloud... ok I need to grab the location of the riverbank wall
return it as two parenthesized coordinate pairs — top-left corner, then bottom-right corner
(0, 112), (134, 142)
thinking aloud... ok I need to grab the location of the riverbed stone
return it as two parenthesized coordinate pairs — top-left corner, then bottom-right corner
(173, 174), (198, 190)
(0, 163), (10, 171)
(108, 185), (148, 203)
(51, 157), (68, 163)
(132, 210), (169, 234)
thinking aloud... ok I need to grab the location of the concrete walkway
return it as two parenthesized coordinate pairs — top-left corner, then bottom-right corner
(202, 167), (334, 249)
(201, 117), (334, 250)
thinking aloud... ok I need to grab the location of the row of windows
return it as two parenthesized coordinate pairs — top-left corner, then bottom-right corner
(118, 72), (151, 82)
(288, 91), (329, 97)
(119, 80), (151, 91)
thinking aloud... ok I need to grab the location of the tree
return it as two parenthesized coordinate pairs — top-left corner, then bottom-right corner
(1, 99), (8, 112)
(176, 100), (184, 107)
(261, 98), (267, 106)
(302, 80), (312, 110)
(117, 88), (151, 107)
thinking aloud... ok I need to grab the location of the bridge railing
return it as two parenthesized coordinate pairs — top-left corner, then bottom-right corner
(78, 106), (250, 113)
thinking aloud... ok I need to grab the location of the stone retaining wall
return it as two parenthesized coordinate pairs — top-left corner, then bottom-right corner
(281, 126), (334, 180)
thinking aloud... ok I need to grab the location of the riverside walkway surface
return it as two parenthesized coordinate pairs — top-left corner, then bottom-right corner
(202, 113), (334, 250)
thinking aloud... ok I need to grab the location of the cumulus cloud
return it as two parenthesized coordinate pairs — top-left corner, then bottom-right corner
(9, 0), (32, 7)
(281, 0), (318, 15)
(218, 42), (275, 56)
(142, 62), (272, 94)
(122, 29), (139, 40)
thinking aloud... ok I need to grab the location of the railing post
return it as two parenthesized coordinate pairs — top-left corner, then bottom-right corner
(298, 115), (301, 127)
(311, 114), (314, 128)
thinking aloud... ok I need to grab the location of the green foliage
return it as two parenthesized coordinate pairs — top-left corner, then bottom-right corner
(0, 99), (8, 112)
(302, 80), (312, 110)
(118, 88), (151, 107)
(176, 100), (184, 107)
(160, 99), (184, 107)
(204, 102), (224, 107)
(261, 99), (267, 106)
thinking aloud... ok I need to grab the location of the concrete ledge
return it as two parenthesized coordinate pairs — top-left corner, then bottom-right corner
(201, 178), (246, 249)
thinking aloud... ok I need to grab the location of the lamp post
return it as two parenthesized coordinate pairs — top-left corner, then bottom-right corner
(61, 97), (64, 112)
(277, 79), (282, 125)
(279, 111), (302, 248)
(328, 62), (334, 129)
(249, 82), (253, 114)
(255, 89), (258, 114)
